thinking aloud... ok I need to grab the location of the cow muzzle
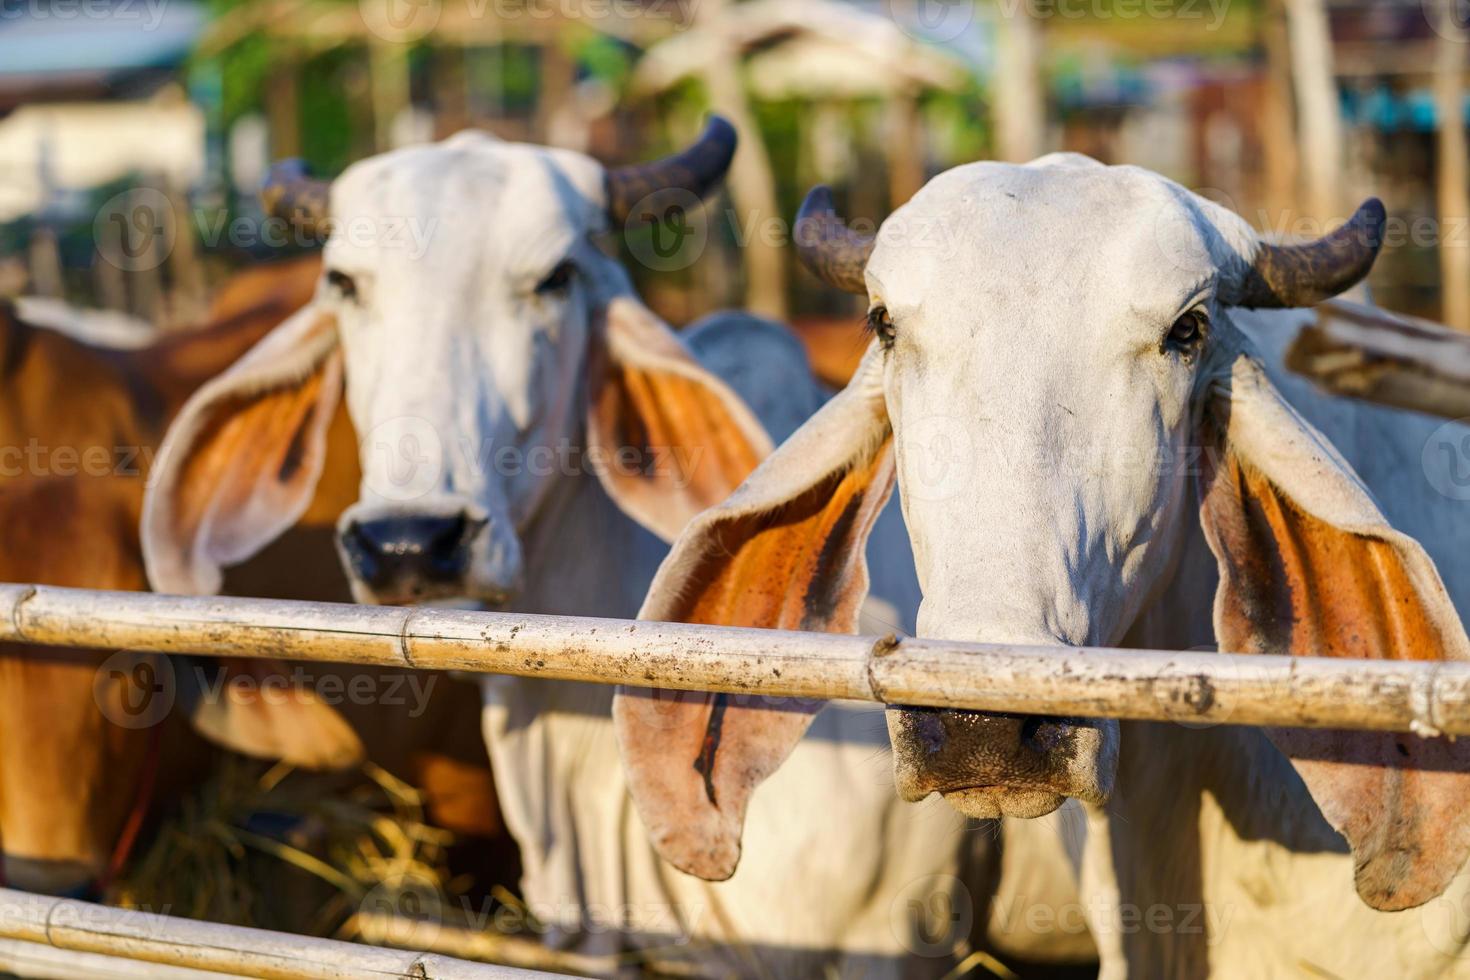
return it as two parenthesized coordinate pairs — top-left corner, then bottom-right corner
(337, 502), (520, 605)
(887, 707), (1117, 818)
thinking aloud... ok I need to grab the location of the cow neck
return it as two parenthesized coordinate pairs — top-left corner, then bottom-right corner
(513, 451), (666, 621)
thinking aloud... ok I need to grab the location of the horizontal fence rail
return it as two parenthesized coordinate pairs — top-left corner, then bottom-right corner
(0, 888), (555, 980)
(1, 584), (1468, 736)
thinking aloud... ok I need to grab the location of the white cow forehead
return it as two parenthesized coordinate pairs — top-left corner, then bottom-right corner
(866, 156), (1256, 316)
(324, 133), (608, 274)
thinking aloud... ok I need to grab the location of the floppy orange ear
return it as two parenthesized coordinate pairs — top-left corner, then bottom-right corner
(143, 306), (343, 596)
(614, 344), (894, 880)
(180, 658), (363, 770)
(140, 304), (361, 770)
(1198, 353), (1470, 911)
(587, 297), (772, 543)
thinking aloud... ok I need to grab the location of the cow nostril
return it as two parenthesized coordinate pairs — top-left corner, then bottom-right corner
(426, 513), (469, 556)
(1019, 716), (1068, 754)
(343, 513), (480, 591)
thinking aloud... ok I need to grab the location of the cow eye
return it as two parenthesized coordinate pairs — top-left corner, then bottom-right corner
(866, 306), (896, 349)
(536, 261), (576, 295)
(1165, 310), (1206, 357)
(325, 269), (358, 302)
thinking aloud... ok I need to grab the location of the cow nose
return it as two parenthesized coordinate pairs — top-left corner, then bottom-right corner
(341, 513), (477, 595)
(888, 706), (1081, 801)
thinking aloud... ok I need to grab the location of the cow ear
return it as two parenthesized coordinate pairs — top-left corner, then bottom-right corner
(614, 344), (894, 880)
(587, 296), (773, 543)
(142, 306), (344, 596)
(1198, 353), (1470, 911)
(180, 657), (364, 770)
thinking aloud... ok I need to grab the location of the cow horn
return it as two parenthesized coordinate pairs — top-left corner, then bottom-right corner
(1229, 198), (1386, 308)
(260, 159), (331, 237)
(794, 186), (875, 295)
(605, 116), (737, 225)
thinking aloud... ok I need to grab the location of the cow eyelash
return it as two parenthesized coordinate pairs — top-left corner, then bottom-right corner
(866, 306), (896, 349)
(325, 269), (358, 302)
(535, 260), (576, 295)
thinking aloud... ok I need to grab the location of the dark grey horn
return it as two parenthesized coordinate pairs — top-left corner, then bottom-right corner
(794, 185), (875, 295)
(260, 159), (331, 237)
(605, 116), (737, 225)
(1229, 198), (1387, 308)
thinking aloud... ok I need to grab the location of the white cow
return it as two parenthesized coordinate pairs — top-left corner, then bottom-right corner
(632, 153), (1470, 977)
(139, 123), (1001, 977)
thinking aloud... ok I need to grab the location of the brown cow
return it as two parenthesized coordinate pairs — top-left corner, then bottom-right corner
(0, 257), (498, 895)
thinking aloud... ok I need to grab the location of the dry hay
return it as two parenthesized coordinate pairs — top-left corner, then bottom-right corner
(112, 754), (461, 939)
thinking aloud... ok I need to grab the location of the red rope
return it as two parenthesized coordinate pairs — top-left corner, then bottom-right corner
(96, 721), (163, 896)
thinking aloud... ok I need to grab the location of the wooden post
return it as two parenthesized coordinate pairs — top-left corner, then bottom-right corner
(26, 227), (63, 300)
(884, 90), (926, 209)
(1283, 0), (1344, 220)
(369, 41), (412, 152)
(693, 0), (788, 321)
(164, 182), (206, 331)
(1433, 0), (1470, 330)
(2, 585), (1470, 736)
(265, 46), (301, 159)
(1261, 0), (1300, 219)
(994, 5), (1045, 163)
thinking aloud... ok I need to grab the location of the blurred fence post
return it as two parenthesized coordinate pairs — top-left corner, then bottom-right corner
(26, 228), (62, 300)
(1433, 0), (1470, 331)
(370, 41), (411, 152)
(1283, 0), (1343, 220)
(1261, 0), (1300, 218)
(994, 2), (1045, 163)
(885, 91), (926, 208)
(265, 46), (301, 159)
(694, 0), (788, 320)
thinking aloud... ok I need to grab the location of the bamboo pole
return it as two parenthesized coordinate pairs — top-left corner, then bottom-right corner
(1433, 0), (1470, 330)
(1, 585), (1469, 736)
(1286, 298), (1470, 419)
(0, 888), (555, 979)
(349, 912), (703, 977)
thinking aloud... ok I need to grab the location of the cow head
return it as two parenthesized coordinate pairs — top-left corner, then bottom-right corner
(631, 155), (1470, 912)
(141, 120), (769, 613)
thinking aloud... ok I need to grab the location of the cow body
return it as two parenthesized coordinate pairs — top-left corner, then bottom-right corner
(1081, 307), (1470, 977)
(0, 259), (499, 894)
(0, 296), (278, 893)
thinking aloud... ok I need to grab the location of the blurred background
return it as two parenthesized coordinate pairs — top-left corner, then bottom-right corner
(1, 0), (1467, 376)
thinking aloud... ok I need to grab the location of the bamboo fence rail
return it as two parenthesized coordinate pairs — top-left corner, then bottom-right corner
(0, 888), (555, 980)
(2, 584), (1469, 736)
(1287, 299), (1470, 419)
